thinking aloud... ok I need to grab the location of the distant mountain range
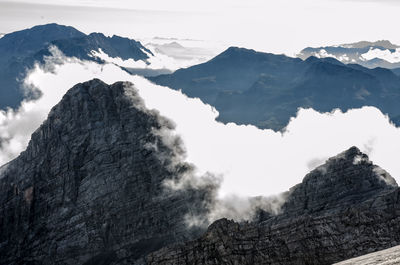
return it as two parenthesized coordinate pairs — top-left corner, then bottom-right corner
(150, 46), (400, 130)
(2, 24), (400, 132)
(145, 41), (216, 65)
(298, 40), (400, 69)
(0, 23), (151, 109)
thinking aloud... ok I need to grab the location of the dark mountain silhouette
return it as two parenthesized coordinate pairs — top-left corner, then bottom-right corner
(44, 32), (152, 62)
(0, 24), (85, 109)
(0, 79), (213, 264)
(148, 147), (400, 264)
(1, 79), (399, 264)
(150, 47), (400, 130)
(0, 23), (85, 59)
(0, 24), (150, 109)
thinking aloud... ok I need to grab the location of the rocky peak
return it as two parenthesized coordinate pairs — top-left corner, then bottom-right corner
(0, 23), (85, 58)
(147, 147), (400, 265)
(282, 146), (397, 215)
(0, 79), (211, 264)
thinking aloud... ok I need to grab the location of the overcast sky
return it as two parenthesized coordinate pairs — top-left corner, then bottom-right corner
(1, 0), (400, 54)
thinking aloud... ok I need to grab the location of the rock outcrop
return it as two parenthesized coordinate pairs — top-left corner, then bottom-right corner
(333, 244), (400, 265)
(147, 147), (400, 265)
(0, 79), (212, 264)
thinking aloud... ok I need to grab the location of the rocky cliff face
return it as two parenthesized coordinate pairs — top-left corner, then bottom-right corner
(1, 78), (400, 265)
(147, 147), (400, 265)
(0, 79), (212, 264)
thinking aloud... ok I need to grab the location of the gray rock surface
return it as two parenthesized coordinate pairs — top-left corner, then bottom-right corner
(1, 78), (400, 265)
(0, 79), (212, 264)
(334, 244), (400, 265)
(147, 147), (400, 265)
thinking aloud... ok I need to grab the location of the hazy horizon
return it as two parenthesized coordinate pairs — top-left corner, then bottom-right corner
(1, 0), (400, 55)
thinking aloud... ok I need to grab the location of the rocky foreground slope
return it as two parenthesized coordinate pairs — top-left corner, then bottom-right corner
(0, 79), (213, 264)
(147, 147), (400, 264)
(334, 245), (400, 265)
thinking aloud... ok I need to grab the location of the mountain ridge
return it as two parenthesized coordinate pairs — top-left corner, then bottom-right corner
(0, 79), (213, 264)
(0, 23), (151, 110)
(298, 40), (400, 69)
(147, 146), (400, 264)
(150, 46), (400, 130)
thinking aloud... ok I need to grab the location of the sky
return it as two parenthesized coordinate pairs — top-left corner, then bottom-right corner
(1, 0), (400, 54)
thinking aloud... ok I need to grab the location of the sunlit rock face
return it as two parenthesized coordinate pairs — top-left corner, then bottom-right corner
(147, 147), (400, 265)
(0, 79), (212, 265)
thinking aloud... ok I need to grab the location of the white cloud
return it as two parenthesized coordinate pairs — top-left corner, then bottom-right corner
(1, 50), (400, 202)
(361, 48), (400, 63)
(313, 49), (336, 59)
(91, 46), (205, 71)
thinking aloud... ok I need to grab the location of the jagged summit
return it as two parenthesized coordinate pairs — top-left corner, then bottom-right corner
(214, 46), (297, 61)
(50, 32), (152, 62)
(151, 45), (400, 131)
(0, 79), (212, 264)
(0, 23), (86, 108)
(0, 24), (151, 110)
(147, 147), (400, 265)
(0, 23), (85, 56)
(283, 146), (397, 215)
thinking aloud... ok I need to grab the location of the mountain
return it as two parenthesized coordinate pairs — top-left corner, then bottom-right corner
(146, 41), (215, 63)
(0, 23), (85, 59)
(0, 79), (213, 264)
(150, 47), (400, 130)
(0, 24), (151, 109)
(298, 40), (400, 69)
(147, 146), (400, 264)
(0, 24), (85, 109)
(392, 67), (400, 76)
(1, 79), (399, 264)
(45, 32), (152, 62)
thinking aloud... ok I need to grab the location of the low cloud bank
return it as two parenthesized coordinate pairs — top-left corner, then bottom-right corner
(1, 48), (400, 222)
(91, 37), (223, 73)
(361, 48), (400, 63)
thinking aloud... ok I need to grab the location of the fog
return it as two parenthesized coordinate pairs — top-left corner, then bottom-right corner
(2, 0), (400, 55)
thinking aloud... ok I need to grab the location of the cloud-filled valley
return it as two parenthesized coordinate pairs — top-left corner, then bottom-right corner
(1, 47), (400, 205)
